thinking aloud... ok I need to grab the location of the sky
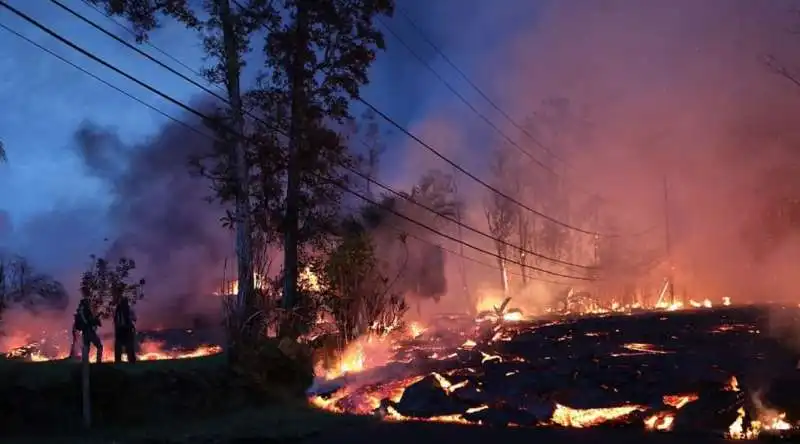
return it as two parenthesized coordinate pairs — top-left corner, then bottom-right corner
(0, 0), (539, 229)
(4, 0), (800, 319)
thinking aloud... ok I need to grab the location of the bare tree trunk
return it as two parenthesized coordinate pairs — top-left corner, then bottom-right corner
(282, 1), (310, 338)
(517, 211), (529, 287)
(500, 259), (509, 296)
(219, 0), (254, 340)
(452, 171), (474, 314)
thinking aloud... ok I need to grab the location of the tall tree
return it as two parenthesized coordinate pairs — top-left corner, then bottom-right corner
(485, 148), (516, 296)
(88, 0), (274, 345)
(0, 140), (6, 163)
(254, 0), (394, 338)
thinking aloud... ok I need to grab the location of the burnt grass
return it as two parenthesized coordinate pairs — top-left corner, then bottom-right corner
(319, 305), (800, 439)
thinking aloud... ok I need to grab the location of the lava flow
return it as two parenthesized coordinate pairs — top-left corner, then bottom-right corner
(309, 304), (800, 440)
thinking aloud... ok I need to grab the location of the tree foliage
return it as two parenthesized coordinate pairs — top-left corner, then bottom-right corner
(315, 220), (406, 343)
(0, 255), (68, 316)
(79, 255), (145, 319)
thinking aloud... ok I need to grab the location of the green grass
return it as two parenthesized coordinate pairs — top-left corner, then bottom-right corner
(0, 351), (338, 441)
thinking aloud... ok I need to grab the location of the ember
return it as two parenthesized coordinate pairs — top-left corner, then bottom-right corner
(308, 305), (800, 439)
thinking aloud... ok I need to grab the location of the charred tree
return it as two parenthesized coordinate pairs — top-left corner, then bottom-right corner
(485, 148), (516, 296)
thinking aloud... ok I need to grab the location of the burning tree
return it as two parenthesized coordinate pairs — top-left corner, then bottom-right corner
(79, 255), (145, 320)
(317, 224), (406, 343)
(485, 148), (517, 296)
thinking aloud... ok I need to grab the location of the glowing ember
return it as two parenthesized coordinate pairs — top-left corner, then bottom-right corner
(645, 412), (675, 431)
(663, 394), (699, 409)
(550, 403), (645, 428)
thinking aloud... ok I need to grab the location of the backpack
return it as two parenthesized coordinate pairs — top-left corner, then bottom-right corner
(73, 312), (86, 331)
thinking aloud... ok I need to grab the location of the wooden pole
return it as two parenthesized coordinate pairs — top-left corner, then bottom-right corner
(81, 339), (91, 428)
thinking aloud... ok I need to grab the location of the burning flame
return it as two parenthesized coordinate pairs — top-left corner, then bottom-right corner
(551, 403), (645, 428)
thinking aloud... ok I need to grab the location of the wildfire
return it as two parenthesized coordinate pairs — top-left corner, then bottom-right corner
(645, 412), (675, 431)
(214, 272), (269, 296)
(550, 403), (645, 428)
(689, 299), (713, 308)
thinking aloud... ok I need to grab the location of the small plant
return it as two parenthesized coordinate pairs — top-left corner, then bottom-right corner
(79, 255), (145, 319)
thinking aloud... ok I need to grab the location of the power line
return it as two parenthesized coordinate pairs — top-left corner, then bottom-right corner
(0, 21), (215, 143)
(39, 0), (614, 238)
(317, 172), (593, 281)
(0, 9), (592, 282)
(0, 1), (220, 129)
(397, 7), (571, 167)
(77, 0), (220, 94)
(377, 17), (556, 176)
(388, 224), (573, 286)
(358, 97), (608, 237)
(343, 163), (596, 270)
(52, 0), (229, 104)
(380, 15), (615, 206)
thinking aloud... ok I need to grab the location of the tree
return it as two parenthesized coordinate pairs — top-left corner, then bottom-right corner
(79, 255), (145, 320)
(0, 140), (6, 163)
(317, 226), (405, 343)
(0, 254), (69, 316)
(252, 0), (394, 338)
(88, 0), (272, 347)
(484, 148), (516, 296)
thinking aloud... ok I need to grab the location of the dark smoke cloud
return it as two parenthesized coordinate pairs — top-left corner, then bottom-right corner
(71, 107), (233, 328)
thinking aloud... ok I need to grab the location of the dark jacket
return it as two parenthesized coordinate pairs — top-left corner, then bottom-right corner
(75, 299), (100, 332)
(114, 300), (136, 331)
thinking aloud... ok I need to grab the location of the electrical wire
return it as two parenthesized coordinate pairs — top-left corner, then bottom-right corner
(342, 163), (596, 270)
(77, 0), (221, 93)
(33, 0), (623, 238)
(0, 8), (594, 282)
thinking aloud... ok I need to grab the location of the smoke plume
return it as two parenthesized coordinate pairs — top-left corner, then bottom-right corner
(385, 0), (800, 314)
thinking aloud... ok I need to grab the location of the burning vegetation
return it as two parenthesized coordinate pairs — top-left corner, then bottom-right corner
(308, 302), (800, 440)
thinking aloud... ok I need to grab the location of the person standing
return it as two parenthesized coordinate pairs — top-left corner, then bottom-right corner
(76, 296), (103, 363)
(113, 297), (137, 363)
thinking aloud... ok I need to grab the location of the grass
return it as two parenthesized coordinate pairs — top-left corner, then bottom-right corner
(0, 351), (352, 442)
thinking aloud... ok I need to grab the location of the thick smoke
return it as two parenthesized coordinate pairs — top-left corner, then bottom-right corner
(389, 0), (800, 314)
(72, 109), (233, 329)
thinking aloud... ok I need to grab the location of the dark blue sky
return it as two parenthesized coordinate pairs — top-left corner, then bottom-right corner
(0, 0), (542, 260)
(0, 1), (540, 218)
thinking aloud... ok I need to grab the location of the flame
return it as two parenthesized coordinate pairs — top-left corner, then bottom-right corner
(689, 299), (713, 308)
(300, 266), (322, 292)
(645, 412), (675, 431)
(214, 272), (268, 296)
(663, 394), (699, 409)
(5, 335), (221, 363)
(550, 403), (645, 428)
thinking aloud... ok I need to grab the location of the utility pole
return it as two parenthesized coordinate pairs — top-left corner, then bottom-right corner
(663, 175), (675, 305)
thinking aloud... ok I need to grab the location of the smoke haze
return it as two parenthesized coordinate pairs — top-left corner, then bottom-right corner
(5, 0), (800, 334)
(393, 0), (800, 313)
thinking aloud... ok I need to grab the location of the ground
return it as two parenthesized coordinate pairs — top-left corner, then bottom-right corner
(4, 306), (800, 442)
